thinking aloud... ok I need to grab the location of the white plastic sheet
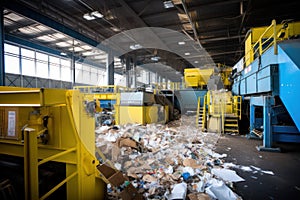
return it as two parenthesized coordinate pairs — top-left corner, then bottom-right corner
(206, 180), (239, 200)
(211, 168), (245, 182)
(166, 182), (187, 200)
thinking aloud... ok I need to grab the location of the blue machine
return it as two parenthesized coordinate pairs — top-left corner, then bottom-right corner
(232, 39), (300, 151)
(175, 88), (207, 113)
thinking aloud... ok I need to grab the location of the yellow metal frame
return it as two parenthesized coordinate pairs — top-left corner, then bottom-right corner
(202, 94), (207, 132)
(244, 20), (300, 67)
(233, 96), (242, 120)
(203, 91), (241, 133)
(196, 97), (201, 128)
(0, 87), (105, 200)
(153, 82), (183, 91)
(73, 85), (132, 101)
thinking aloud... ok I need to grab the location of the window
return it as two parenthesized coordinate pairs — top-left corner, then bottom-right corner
(5, 43), (19, 54)
(21, 48), (34, 58)
(61, 59), (71, 81)
(21, 58), (35, 76)
(36, 52), (48, 78)
(82, 64), (90, 83)
(21, 48), (35, 76)
(4, 43), (20, 74)
(90, 67), (98, 85)
(75, 63), (83, 83)
(36, 62), (48, 78)
(49, 56), (60, 80)
(97, 69), (106, 85)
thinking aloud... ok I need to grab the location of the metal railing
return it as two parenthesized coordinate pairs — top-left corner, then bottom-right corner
(153, 82), (184, 91)
(233, 96), (242, 120)
(73, 85), (132, 94)
(23, 103), (79, 200)
(196, 97), (201, 128)
(202, 94), (207, 132)
(244, 19), (278, 67)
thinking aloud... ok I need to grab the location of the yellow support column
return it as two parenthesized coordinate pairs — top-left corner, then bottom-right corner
(24, 128), (39, 200)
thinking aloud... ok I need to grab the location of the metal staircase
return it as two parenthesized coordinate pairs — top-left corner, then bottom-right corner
(196, 96), (207, 131)
(198, 107), (204, 129)
(224, 115), (239, 134)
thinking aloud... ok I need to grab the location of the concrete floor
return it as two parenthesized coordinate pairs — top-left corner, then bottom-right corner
(215, 135), (300, 200)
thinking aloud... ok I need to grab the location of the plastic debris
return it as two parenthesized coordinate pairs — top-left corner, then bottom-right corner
(114, 162), (122, 170)
(165, 182), (187, 200)
(182, 166), (195, 176)
(182, 172), (190, 181)
(193, 181), (205, 192)
(240, 166), (252, 172)
(211, 168), (245, 182)
(261, 170), (274, 175)
(206, 180), (240, 200)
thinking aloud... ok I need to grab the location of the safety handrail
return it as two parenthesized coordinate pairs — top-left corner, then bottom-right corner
(244, 19), (278, 68)
(73, 85), (132, 94)
(196, 97), (201, 128)
(23, 101), (80, 200)
(202, 94), (207, 131)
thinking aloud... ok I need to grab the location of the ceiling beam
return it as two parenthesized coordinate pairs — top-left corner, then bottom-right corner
(141, 0), (247, 19)
(200, 35), (245, 43)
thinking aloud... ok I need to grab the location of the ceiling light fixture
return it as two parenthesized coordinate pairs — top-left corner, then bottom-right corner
(184, 52), (190, 56)
(91, 11), (103, 18)
(83, 11), (103, 20)
(178, 41), (185, 45)
(111, 27), (120, 32)
(151, 56), (160, 61)
(194, 61), (199, 64)
(129, 44), (143, 50)
(163, 1), (174, 9)
(83, 13), (96, 20)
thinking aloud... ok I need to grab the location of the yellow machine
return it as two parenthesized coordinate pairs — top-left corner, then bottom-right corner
(73, 86), (169, 126)
(245, 20), (300, 66)
(184, 66), (232, 89)
(184, 68), (214, 88)
(0, 87), (105, 200)
(114, 91), (169, 125)
(198, 90), (241, 133)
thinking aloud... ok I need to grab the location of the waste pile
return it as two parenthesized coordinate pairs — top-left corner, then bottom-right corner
(96, 116), (244, 200)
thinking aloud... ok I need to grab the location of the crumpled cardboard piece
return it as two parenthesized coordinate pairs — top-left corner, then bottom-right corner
(142, 174), (158, 182)
(170, 171), (182, 181)
(188, 193), (210, 200)
(183, 158), (202, 168)
(111, 144), (120, 162)
(117, 138), (138, 149)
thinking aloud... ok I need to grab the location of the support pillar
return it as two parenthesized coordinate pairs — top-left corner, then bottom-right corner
(106, 51), (114, 85)
(125, 56), (130, 88)
(71, 55), (75, 87)
(0, 6), (5, 86)
(158, 75), (161, 84)
(252, 96), (280, 152)
(132, 57), (136, 88)
(148, 71), (151, 85)
(249, 102), (255, 137)
(263, 96), (272, 148)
